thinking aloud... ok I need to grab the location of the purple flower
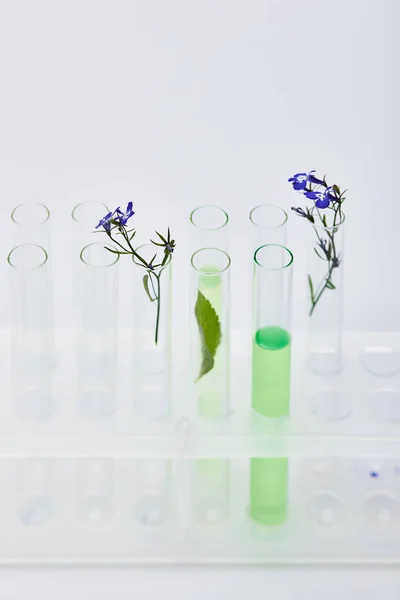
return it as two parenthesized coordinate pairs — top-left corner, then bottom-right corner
(114, 201), (135, 226)
(288, 172), (308, 191)
(307, 170), (325, 186)
(288, 170), (324, 191)
(304, 186), (336, 209)
(95, 211), (113, 232)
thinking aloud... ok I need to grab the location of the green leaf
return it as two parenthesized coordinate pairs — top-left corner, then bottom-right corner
(104, 246), (131, 255)
(194, 290), (222, 381)
(156, 231), (167, 244)
(143, 274), (157, 302)
(314, 247), (327, 261)
(326, 280), (336, 290)
(308, 275), (315, 303)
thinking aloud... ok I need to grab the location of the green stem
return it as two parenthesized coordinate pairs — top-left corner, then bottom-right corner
(309, 205), (340, 316)
(309, 263), (334, 316)
(154, 273), (161, 345)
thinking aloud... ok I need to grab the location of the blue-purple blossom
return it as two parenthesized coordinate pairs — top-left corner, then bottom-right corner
(288, 170), (324, 191)
(114, 201), (135, 226)
(304, 186), (336, 209)
(307, 170), (325, 186)
(95, 211), (113, 232)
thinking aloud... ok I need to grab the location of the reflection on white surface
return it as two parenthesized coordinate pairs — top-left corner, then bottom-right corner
(363, 492), (399, 527)
(77, 459), (114, 525)
(309, 387), (352, 422)
(362, 347), (400, 377)
(306, 492), (343, 526)
(369, 389), (400, 422)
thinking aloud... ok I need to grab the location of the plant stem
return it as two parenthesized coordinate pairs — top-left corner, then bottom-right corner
(154, 273), (161, 345)
(309, 263), (334, 316)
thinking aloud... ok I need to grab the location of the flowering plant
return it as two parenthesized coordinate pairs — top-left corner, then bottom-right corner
(95, 202), (175, 343)
(289, 171), (345, 315)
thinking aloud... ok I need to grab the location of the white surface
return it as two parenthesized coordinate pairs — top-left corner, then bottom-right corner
(0, 568), (400, 600)
(0, 0), (399, 595)
(3, 456), (400, 564)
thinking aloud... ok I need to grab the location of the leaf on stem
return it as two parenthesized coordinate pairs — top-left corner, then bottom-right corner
(194, 290), (222, 381)
(314, 247), (328, 261)
(155, 231), (167, 244)
(308, 274), (315, 304)
(143, 274), (157, 302)
(326, 280), (336, 290)
(104, 246), (131, 254)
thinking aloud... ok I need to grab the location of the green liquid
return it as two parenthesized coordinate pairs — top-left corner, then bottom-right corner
(250, 457), (288, 526)
(252, 326), (291, 418)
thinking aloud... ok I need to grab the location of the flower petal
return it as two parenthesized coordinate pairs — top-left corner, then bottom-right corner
(315, 197), (330, 209)
(304, 190), (320, 200)
(308, 173), (324, 186)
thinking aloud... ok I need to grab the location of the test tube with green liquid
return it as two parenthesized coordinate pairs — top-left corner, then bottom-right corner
(252, 244), (293, 418)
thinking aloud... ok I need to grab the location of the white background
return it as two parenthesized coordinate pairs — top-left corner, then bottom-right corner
(0, 0), (399, 597)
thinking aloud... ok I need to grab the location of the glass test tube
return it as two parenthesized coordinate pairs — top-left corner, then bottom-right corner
(8, 244), (54, 418)
(71, 201), (110, 257)
(132, 244), (172, 419)
(11, 202), (51, 247)
(252, 245), (293, 418)
(249, 204), (288, 250)
(190, 205), (229, 251)
(190, 248), (231, 419)
(78, 243), (119, 418)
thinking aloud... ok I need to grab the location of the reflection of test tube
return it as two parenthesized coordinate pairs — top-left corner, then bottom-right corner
(77, 459), (114, 524)
(249, 457), (288, 526)
(77, 243), (119, 418)
(132, 460), (172, 526)
(192, 459), (230, 524)
(8, 244), (53, 418)
(17, 459), (53, 526)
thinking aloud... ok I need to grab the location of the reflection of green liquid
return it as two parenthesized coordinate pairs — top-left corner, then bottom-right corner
(252, 326), (291, 418)
(195, 459), (230, 523)
(250, 458), (288, 525)
(197, 265), (224, 418)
